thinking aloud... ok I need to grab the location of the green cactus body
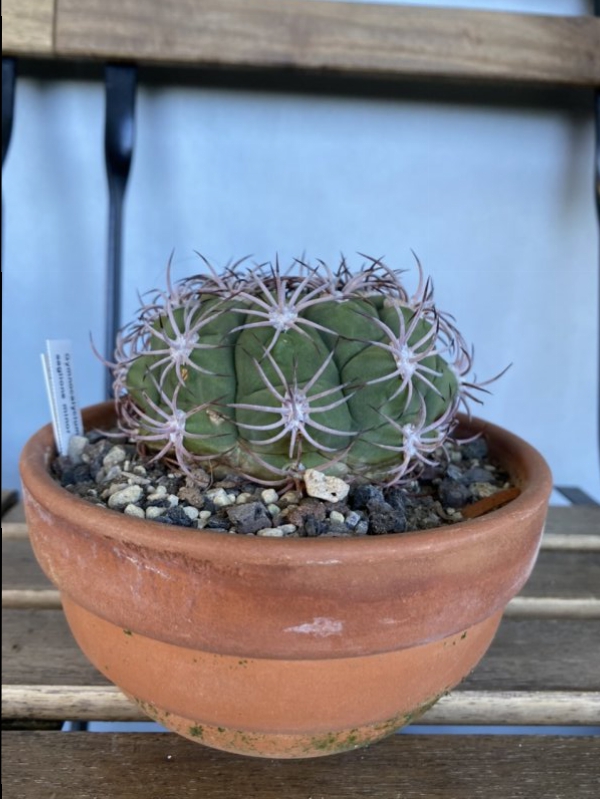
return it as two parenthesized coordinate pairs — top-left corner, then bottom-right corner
(113, 257), (479, 485)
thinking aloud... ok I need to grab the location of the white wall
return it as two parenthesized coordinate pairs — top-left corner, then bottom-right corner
(2, 0), (599, 501)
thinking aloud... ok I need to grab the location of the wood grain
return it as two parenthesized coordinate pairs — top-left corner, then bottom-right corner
(2, 0), (55, 54)
(28, 1), (597, 87)
(3, 610), (599, 693)
(2, 731), (599, 798)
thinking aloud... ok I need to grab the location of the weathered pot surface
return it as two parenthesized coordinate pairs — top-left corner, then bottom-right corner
(20, 402), (552, 758)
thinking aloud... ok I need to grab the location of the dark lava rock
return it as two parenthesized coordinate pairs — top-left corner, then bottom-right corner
(437, 479), (471, 509)
(152, 506), (196, 527)
(349, 484), (385, 510)
(226, 502), (272, 535)
(366, 500), (407, 535)
(205, 515), (230, 531)
(461, 437), (489, 461)
(460, 466), (497, 485)
(303, 515), (328, 537)
(384, 486), (408, 512)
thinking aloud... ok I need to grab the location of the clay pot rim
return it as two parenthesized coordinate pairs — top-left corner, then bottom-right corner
(20, 401), (553, 567)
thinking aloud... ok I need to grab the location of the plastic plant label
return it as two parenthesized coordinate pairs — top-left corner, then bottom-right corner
(41, 339), (83, 456)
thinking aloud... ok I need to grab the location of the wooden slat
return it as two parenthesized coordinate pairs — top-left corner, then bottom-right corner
(3, 610), (599, 693)
(3, 684), (598, 726)
(2, 538), (54, 591)
(519, 549), (600, 599)
(544, 506), (600, 537)
(2, 590), (63, 609)
(2, 732), (600, 798)
(25, 1), (596, 88)
(2, 0), (55, 54)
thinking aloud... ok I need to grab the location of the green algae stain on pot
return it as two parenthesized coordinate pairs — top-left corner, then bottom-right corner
(189, 725), (204, 739)
(304, 691), (450, 756)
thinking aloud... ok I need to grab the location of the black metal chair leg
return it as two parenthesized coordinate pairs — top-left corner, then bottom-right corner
(2, 58), (16, 167)
(104, 63), (137, 398)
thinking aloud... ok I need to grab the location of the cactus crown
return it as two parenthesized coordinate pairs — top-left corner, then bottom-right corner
(112, 255), (497, 486)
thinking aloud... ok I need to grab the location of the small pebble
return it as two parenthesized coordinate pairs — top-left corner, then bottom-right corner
(146, 506), (165, 520)
(279, 490), (302, 507)
(103, 465), (123, 483)
(102, 482), (129, 498)
(124, 503), (145, 519)
(345, 510), (362, 529)
(256, 527), (285, 537)
(329, 511), (345, 524)
(236, 492), (253, 505)
(261, 489), (279, 505)
(167, 494), (180, 508)
(470, 482), (499, 499)
(147, 485), (168, 501)
(103, 446), (127, 469)
(279, 524), (297, 535)
(206, 488), (234, 507)
(183, 506), (199, 522)
(107, 484), (143, 509)
(267, 503), (280, 518)
(67, 435), (88, 465)
(304, 469), (350, 503)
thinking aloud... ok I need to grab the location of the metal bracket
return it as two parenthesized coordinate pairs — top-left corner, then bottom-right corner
(104, 63), (137, 397)
(2, 58), (17, 167)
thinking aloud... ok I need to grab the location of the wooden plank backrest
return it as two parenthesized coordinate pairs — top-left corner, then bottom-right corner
(3, 0), (600, 87)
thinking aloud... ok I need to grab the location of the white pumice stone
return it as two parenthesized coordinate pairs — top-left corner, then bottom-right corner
(107, 484), (143, 509)
(67, 435), (88, 465)
(279, 490), (302, 506)
(208, 488), (234, 507)
(236, 492), (253, 505)
(103, 446), (127, 469)
(261, 489), (279, 505)
(279, 524), (297, 535)
(256, 527), (285, 537)
(103, 465), (122, 483)
(304, 469), (350, 503)
(124, 503), (145, 519)
(147, 485), (167, 501)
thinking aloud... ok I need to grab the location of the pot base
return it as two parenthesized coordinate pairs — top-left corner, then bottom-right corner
(127, 690), (445, 758)
(62, 595), (503, 758)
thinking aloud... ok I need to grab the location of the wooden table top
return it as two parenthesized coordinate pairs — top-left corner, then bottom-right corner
(2, 495), (599, 798)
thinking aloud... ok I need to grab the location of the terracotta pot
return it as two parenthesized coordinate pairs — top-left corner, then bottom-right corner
(20, 402), (552, 758)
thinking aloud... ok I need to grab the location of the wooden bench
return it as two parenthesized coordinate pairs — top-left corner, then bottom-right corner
(2, 493), (599, 796)
(3, 1), (600, 795)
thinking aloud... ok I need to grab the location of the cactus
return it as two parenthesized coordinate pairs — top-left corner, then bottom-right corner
(111, 255), (495, 485)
